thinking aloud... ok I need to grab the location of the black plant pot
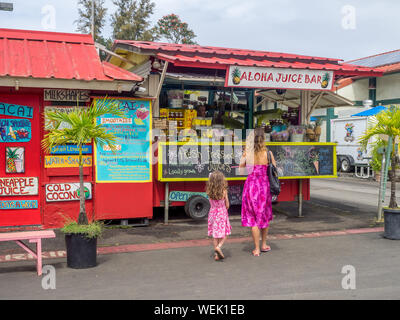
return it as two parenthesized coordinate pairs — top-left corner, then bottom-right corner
(383, 208), (400, 240)
(65, 233), (97, 269)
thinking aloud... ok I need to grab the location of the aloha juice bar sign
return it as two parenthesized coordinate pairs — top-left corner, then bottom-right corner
(226, 66), (334, 91)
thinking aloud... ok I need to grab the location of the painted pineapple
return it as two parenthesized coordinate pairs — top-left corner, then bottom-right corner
(231, 67), (241, 85)
(321, 72), (331, 89)
(6, 147), (18, 173)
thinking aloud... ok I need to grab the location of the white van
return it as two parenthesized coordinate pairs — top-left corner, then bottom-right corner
(330, 116), (374, 172)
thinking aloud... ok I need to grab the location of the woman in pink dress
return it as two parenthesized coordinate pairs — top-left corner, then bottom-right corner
(240, 128), (276, 256)
(206, 171), (231, 261)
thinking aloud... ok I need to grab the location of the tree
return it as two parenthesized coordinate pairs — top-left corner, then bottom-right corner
(111, 0), (159, 41)
(360, 106), (400, 208)
(157, 13), (197, 44)
(75, 0), (108, 44)
(42, 98), (126, 225)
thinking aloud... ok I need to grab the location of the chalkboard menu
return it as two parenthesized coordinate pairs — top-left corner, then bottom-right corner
(157, 142), (336, 181)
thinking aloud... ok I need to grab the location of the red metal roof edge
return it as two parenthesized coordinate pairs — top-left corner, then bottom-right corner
(0, 28), (94, 44)
(157, 52), (383, 76)
(115, 40), (343, 63)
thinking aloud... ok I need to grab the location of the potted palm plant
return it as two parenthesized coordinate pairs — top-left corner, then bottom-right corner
(42, 97), (126, 268)
(360, 106), (400, 239)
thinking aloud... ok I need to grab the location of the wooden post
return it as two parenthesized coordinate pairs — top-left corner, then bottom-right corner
(164, 182), (169, 225)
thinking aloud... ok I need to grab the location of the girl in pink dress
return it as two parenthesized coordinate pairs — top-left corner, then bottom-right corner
(206, 171), (231, 261)
(240, 128), (276, 257)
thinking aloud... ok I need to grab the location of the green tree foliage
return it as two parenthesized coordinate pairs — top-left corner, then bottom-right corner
(111, 0), (159, 41)
(157, 13), (197, 44)
(75, 0), (108, 44)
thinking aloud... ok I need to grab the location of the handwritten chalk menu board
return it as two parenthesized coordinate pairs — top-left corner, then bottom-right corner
(94, 98), (152, 183)
(158, 142), (336, 181)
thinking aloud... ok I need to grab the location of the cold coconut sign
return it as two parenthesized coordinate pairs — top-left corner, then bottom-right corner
(226, 66), (334, 91)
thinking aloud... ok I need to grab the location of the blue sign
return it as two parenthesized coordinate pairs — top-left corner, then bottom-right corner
(50, 145), (93, 155)
(0, 200), (38, 210)
(95, 98), (152, 182)
(0, 102), (33, 119)
(0, 118), (31, 142)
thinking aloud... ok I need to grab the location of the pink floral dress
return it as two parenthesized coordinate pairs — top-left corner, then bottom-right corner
(241, 165), (273, 229)
(208, 199), (232, 239)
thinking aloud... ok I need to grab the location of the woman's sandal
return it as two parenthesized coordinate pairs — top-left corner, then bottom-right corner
(261, 246), (271, 253)
(214, 253), (220, 261)
(215, 246), (225, 259)
(252, 250), (260, 257)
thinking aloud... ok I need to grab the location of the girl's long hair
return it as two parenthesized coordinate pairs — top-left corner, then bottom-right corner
(206, 171), (228, 200)
(245, 128), (267, 163)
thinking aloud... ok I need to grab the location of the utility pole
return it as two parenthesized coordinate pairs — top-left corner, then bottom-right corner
(0, 2), (13, 11)
(91, 0), (95, 38)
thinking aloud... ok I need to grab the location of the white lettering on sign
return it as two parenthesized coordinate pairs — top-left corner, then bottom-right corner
(101, 118), (132, 125)
(226, 66), (334, 91)
(0, 177), (39, 196)
(45, 183), (92, 202)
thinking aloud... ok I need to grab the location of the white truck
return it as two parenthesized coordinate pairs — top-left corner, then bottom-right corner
(330, 116), (374, 173)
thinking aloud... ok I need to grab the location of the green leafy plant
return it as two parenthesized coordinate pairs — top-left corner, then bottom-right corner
(360, 106), (400, 208)
(42, 97), (126, 236)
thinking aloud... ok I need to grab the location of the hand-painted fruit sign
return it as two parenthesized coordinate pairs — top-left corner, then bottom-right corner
(0, 177), (39, 196)
(45, 183), (92, 202)
(0, 118), (31, 142)
(0, 200), (38, 210)
(226, 66), (334, 91)
(44, 155), (93, 168)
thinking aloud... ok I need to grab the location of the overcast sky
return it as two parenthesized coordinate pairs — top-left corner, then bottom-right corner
(1, 0), (398, 61)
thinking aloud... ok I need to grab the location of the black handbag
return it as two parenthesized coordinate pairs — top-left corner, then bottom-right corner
(267, 151), (281, 196)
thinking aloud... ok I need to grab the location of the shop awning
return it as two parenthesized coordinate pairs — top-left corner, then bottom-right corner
(351, 106), (387, 117)
(112, 40), (383, 79)
(256, 89), (355, 109)
(0, 28), (143, 90)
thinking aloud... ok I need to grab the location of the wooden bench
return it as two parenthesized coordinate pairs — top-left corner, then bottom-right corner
(0, 230), (56, 276)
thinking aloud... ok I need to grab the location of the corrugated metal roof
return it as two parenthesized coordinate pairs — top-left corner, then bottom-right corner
(114, 40), (382, 77)
(0, 28), (143, 82)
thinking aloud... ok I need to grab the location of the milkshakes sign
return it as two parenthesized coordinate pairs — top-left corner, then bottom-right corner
(226, 66), (334, 90)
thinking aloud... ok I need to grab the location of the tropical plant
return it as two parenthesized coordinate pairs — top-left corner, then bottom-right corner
(42, 97), (126, 229)
(359, 106), (400, 208)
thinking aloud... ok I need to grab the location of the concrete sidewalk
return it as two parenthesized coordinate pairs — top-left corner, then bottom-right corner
(0, 195), (381, 256)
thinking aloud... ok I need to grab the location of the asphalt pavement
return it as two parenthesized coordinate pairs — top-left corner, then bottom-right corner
(0, 232), (399, 300)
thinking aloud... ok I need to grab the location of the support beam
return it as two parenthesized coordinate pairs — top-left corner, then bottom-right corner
(307, 92), (324, 119)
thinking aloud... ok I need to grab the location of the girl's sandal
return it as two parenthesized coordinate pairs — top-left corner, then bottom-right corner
(214, 253), (220, 261)
(252, 250), (260, 257)
(215, 246), (225, 259)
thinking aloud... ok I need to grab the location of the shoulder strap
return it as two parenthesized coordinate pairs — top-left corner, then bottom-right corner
(267, 150), (271, 164)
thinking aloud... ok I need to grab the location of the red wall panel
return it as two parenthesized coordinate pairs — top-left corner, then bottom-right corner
(0, 93), (42, 227)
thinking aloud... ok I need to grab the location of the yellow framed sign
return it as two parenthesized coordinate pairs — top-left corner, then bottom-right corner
(157, 142), (337, 182)
(93, 97), (152, 183)
(45, 155), (92, 168)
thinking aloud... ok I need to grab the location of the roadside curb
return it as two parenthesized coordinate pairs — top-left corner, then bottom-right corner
(0, 227), (384, 263)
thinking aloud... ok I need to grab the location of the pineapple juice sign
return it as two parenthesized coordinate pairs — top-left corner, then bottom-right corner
(226, 66), (334, 90)
(0, 177), (39, 196)
(94, 98), (152, 183)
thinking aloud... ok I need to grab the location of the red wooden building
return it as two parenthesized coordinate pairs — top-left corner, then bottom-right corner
(0, 29), (142, 228)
